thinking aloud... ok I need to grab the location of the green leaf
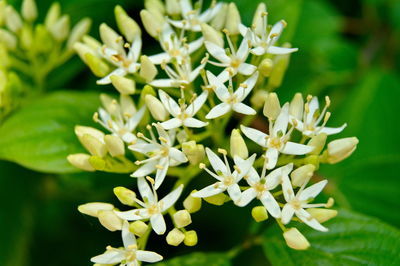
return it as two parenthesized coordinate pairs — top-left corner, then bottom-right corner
(263, 209), (400, 266)
(0, 91), (100, 174)
(155, 252), (231, 266)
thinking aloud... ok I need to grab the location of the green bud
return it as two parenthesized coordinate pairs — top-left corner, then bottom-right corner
(145, 0), (165, 15)
(250, 90), (268, 109)
(140, 9), (164, 38)
(303, 155), (320, 169)
(268, 47), (291, 89)
(129, 221), (148, 237)
(307, 208), (337, 223)
(211, 3), (228, 30)
(20, 26), (34, 50)
(0, 29), (17, 50)
(182, 141), (205, 165)
(184, 230), (198, 246)
(166, 228), (185, 246)
(33, 25), (53, 52)
(0, 1), (6, 27)
(22, 0), (38, 22)
(173, 210), (192, 228)
(99, 23), (123, 52)
(5, 6), (23, 33)
(251, 206), (268, 222)
(83, 35), (102, 50)
(204, 193), (227, 206)
(67, 153), (95, 172)
(49, 15), (70, 41)
(45, 2), (61, 30)
(230, 129), (248, 159)
(73, 42), (94, 63)
(252, 3), (267, 36)
(84, 53), (110, 77)
(88, 156), (106, 171)
(113, 186), (136, 206)
(183, 190), (202, 213)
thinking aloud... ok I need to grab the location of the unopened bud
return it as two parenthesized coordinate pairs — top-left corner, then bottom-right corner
(225, 3), (241, 35)
(78, 202), (114, 217)
(289, 93), (304, 120)
(166, 228), (185, 246)
(67, 153), (95, 171)
(85, 53), (110, 77)
(98, 210), (123, 231)
(263, 92), (281, 120)
(145, 94), (168, 121)
(20, 26), (33, 49)
(182, 141), (205, 165)
(326, 137), (359, 164)
(211, 3), (228, 30)
(110, 75), (135, 95)
(83, 35), (102, 50)
(104, 135), (125, 157)
(252, 3), (267, 36)
(259, 58), (274, 77)
(173, 210), (192, 228)
(22, 0), (38, 22)
(0, 2), (6, 27)
(204, 193), (227, 206)
(0, 29), (17, 50)
(250, 90), (268, 109)
(290, 164), (315, 187)
(201, 23), (223, 47)
(67, 18), (92, 49)
(184, 230), (198, 246)
(99, 23), (123, 52)
(183, 190), (202, 213)
(145, 0), (165, 15)
(166, 0), (181, 15)
(230, 129), (248, 159)
(283, 228), (310, 250)
(5, 6), (22, 33)
(308, 133), (327, 155)
(81, 134), (107, 157)
(115, 6), (141, 42)
(140, 55), (158, 82)
(49, 15), (70, 42)
(140, 9), (164, 38)
(268, 49), (290, 89)
(251, 206), (268, 222)
(307, 208), (337, 223)
(45, 2), (61, 30)
(73, 42), (94, 63)
(114, 186), (136, 206)
(129, 221), (148, 237)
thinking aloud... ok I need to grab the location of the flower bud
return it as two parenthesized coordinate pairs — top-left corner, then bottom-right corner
(182, 141), (205, 165)
(0, 2), (6, 27)
(88, 156), (105, 170)
(173, 210), (192, 228)
(204, 193), (227, 206)
(83, 35), (102, 50)
(252, 3), (267, 36)
(326, 137), (359, 164)
(45, 2), (60, 30)
(20, 26), (33, 50)
(268, 49), (291, 89)
(78, 202), (114, 217)
(49, 15), (70, 42)
(250, 90), (268, 109)
(33, 25), (53, 53)
(129, 221), (148, 237)
(211, 3), (228, 30)
(303, 155), (320, 169)
(251, 206), (268, 222)
(307, 208), (337, 223)
(22, 0), (38, 22)
(166, 228), (185, 246)
(308, 133), (327, 155)
(225, 3), (241, 35)
(289, 93), (304, 120)
(84, 53), (110, 77)
(67, 153), (95, 172)
(184, 230), (198, 246)
(113, 186), (136, 206)
(75, 125), (105, 142)
(99, 23), (122, 52)
(230, 129), (248, 159)
(140, 9), (164, 38)
(166, 0), (180, 15)
(183, 190), (202, 213)
(145, 0), (165, 15)
(67, 18), (92, 49)
(73, 42), (94, 63)
(5, 6), (22, 33)
(98, 210), (123, 231)
(110, 75), (136, 95)
(104, 135), (125, 157)
(0, 29), (17, 50)
(201, 23), (223, 47)
(144, 94), (167, 121)
(114, 6), (141, 42)
(283, 228), (310, 250)
(140, 55), (158, 82)
(259, 58), (274, 77)
(263, 92), (281, 120)
(79, 132), (107, 157)
(290, 164), (315, 187)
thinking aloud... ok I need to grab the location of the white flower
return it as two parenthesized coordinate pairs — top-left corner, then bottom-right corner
(158, 89), (209, 129)
(91, 221), (163, 265)
(206, 71), (258, 119)
(115, 177), (183, 235)
(148, 27), (203, 65)
(205, 30), (256, 82)
(291, 96), (347, 137)
(192, 148), (256, 202)
(95, 94), (145, 143)
(97, 33), (142, 85)
(130, 124), (187, 189)
(168, 0), (222, 32)
(236, 163), (293, 218)
(241, 103), (313, 169)
(281, 175), (329, 232)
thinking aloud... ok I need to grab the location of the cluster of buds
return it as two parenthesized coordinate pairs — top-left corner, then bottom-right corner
(0, 0), (91, 119)
(71, 0), (359, 264)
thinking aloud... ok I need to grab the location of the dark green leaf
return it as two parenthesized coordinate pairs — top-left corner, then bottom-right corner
(155, 252), (231, 266)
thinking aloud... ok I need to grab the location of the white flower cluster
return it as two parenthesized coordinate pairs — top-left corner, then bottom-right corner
(70, 0), (359, 263)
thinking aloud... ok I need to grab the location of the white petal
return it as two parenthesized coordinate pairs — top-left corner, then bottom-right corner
(227, 184), (242, 202)
(273, 103), (289, 136)
(281, 142), (314, 155)
(122, 221), (136, 248)
(267, 46), (298, 55)
(235, 187), (256, 207)
(160, 118), (183, 130)
(151, 213), (166, 235)
(97, 68), (127, 85)
(233, 103), (256, 115)
(240, 125), (268, 147)
(299, 180), (328, 201)
(206, 103), (231, 119)
(205, 41), (230, 63)
(189, 61), (206, 82)
(265, 148), (279, 169)
(136, 251), (163, 263)
(205, 147), (228, 175)
(217, 69), (230, 83)
(319, 124), (347, 135)
(91, 250), (124, 264)
(234, 71), (259, 101)
(281, 204), (295, 224)
(180, 0), (193, 15)
(126, 106), (146, 132)
(207, 71), (229, 101)
(114, 208), (150, 221)
(122, 132), (136, 143)
(186, 90), (209, 116)
(138, 176), (156, 203)
(159, 90), (180, 116)
(265, 167), (284, 190)
(188, 37), (204, 54)
(150, 78), (179, 88)
(155, 157), (169, 190)
(236, 37), (250, 61)
(192, 183), (226, 198)
(154, 124), (171, 145)
(148, 52), (171, 64)
(238, 63), (257, 75)
(260, 191), (281, 218)
(233, 154), (256, 179)
(306, 97), (319, 124)
(160, 184), (183, 212)
(246, 167), (261, 186)
(131, 161), (157, 178)
(281, 175), (295, 202)
(296, 208), (328, 232)
(129, 142), (160, 154)
(183, 117), (208, 128)
(267, 20), (284, 45)
(251, 46), (266, 56)
(169, 147), (188, 163)
(128, 36), (142, 62)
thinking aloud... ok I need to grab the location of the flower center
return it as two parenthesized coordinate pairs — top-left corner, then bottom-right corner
(254, 182), (266, 194)
(223, 175), (235, 186)
(170, 48), (181, 57)
(148, 204), (160, 215)
(291, 198), (302, 210)
(227, 94), (238, 105)
(230, 57), (241, 68)
(268, 137), (282, 149)
(125, 250), (137, 262)
(177, 112), (189, 120)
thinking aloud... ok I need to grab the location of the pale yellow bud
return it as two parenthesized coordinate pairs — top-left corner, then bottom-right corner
(110, 75), (136, 95)
(166, 228), (185, 246)
(20, 26), (33, 50)
(166, 0), (181, 15)
(83, 35), (102, 50)
(5, 6), (22, 33)
(67, 153), (95, 172)
(98, 210), (123, 231)
(77, 202), (114, 217)
(49, 15), (70, 41)
(250, 90), (268, 109)
(67, 18), (92, 49)
(99, 23), (122, 52)
(129, 221), (148, 237)
(326, 137), (359, 164)
(75, 125), (105, 142)
(84, 53), (110, 77)
(0, 29), (17, 50)
(145, 0), (165, 15)
(82, 134), (107, 157)
(113, 186), (136, 206)
(308, 133), (327, 155)
(184, 230), (198, 246)
(204, 193), (227, 206)
(251, 206), (268, 222)
(225, 3), (241, 35)
(290, 164), (315, 187)
(173, 210), (192, 228)
(145, 94), (168, 121)
(22, 0), (38, 22)
(114, 6), (141, 42)
(307, 208), (337, 223)
(201, 23), (223, 47)
(140, 9), (164, 38)
(268, 48), (291, 89)
(182, 141), (205, 165)
(104, 135), (125, 157)
(140, 55), (158, 82)
(259, 58), (274, 77)
(211, 3), (228, 30)
(283, 228), (310, 250)
(45, 2), (61, 30)
(183, 190), (202, 213)
(73, 42), (95, 63)
(230, 129), (248, 159)
(252, 3), (267, 36)
(289, 93), (304, 120)
(263, 92), (281, 120)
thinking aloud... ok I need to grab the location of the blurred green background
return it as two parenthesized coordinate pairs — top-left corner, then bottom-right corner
(0, 0), (400, 265)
